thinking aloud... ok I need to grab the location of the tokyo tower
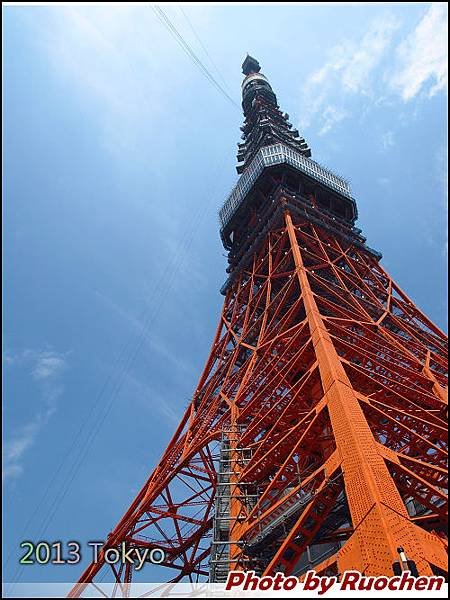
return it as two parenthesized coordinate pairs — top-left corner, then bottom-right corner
(70, 55), (448, 593)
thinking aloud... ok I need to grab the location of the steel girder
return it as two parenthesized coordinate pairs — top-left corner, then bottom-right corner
(70, 200), (447, 595)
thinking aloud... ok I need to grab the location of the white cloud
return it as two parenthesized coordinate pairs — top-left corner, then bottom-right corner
(299, 14), (400, 135)
(4, 348), (67, 379)
(340, 17), (401, 95)
(318, 106), (349, 136)
(3, 349), (68, 482)
(32, 355), (67, 380)
(3, 422), (40, 481)
(380, 130), (396, 152)
(389, 3), (447, 101)
(299, 6), (447, 138)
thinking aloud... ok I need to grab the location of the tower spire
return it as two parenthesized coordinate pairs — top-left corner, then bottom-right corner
(237, 55), (311, 174)
(69, 55), (448, 596)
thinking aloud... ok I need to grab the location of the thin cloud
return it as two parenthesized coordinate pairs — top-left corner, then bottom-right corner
(32, 355), (67, 380)
(3, 349), (68, 482)
(299, 14), (400, 135)
(4, 420), (42, 481)
(339, 16), (401, 95)
(299, 6), (447, 138)
(379, 130), (396, 152)
(318, 106), (349, 136)
(389, 3), (447, 101)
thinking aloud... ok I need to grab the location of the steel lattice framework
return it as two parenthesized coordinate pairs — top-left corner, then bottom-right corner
(70, 56), (447, 595)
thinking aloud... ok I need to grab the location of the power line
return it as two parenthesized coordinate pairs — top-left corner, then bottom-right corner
(8, 219), (198, 587)
(179, 6), (231, 94)
(153, 4), (236, 106)
(5, 248), (190, 577)
(151, 5), (239, 110)
(9, 159), (227, 588)
(8, 5), (240, 585)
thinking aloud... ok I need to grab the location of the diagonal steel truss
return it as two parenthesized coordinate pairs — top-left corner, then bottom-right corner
(70, 194), (447, 595)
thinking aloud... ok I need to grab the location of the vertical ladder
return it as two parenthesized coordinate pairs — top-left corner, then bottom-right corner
(209, 426), (254, 582)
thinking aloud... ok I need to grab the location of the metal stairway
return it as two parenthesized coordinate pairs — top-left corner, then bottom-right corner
(209, 427), (254, 582)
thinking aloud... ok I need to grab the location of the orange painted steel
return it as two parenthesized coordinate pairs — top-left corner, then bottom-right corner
(69, 61), (447, 595)
(69, 196), (447, 593)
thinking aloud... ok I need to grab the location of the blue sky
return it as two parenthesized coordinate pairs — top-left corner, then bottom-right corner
(3, 2), (447, 585)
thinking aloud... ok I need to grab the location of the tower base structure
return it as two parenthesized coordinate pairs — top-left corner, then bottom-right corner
(69, 56), (447, 595)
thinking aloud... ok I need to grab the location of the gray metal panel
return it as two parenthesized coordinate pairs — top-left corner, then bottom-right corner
(219, 143), (353, 229)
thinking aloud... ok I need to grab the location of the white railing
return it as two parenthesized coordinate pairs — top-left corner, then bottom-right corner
(219, 143), (352, 229)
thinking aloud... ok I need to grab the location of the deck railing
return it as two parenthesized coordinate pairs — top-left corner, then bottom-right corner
(219, 143), (352, 229)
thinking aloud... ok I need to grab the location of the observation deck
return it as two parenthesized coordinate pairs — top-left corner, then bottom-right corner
(219, 142), (358, 246)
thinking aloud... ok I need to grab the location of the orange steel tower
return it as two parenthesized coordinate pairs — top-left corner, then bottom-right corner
(70, 56), (448, 593)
